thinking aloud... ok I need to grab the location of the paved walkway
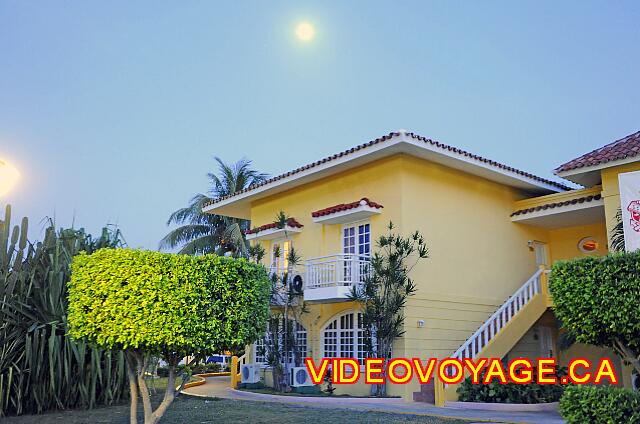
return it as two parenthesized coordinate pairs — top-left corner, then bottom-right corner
(183, 376), (564, 424)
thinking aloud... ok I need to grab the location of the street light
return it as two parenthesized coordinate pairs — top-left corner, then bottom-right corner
(0, 159), (20, 197)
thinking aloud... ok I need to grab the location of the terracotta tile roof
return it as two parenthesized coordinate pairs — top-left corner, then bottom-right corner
(510, 194), (602, 217)
(245, 218), (304, 235)
(311, 198), (383, 218)
(403, 132), (570, 190)
(555, 131), (640, 173)
(204, 131), (570, 209)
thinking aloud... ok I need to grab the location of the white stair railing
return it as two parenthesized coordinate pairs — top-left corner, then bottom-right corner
(450, 269), (543, 363)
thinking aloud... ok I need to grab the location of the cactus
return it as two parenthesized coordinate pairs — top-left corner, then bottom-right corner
(0, 204), (128, 416)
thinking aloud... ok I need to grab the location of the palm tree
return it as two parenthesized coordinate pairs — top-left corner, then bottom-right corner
(611, 208), (625, 252)
(160, 157), (268, 256)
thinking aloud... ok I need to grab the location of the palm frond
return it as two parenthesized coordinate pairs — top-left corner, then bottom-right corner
(162, 157), (268, 256)
(610, 208), (625, 252)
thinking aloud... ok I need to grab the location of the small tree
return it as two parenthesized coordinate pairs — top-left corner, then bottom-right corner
(251, 211), (308, 392)
(68, 249), (271, 424)
(550, 252), (640, 374)
(348, 222), (429, 397)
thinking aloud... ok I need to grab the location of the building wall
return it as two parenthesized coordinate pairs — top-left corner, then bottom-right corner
(247, 156), (407, 396)
(249, 154), (555, 398)
(243, 153), (635, 397)
(601, 162), (640, 245)
(398, 154), (548, 395)
(548, 222), (608, 262)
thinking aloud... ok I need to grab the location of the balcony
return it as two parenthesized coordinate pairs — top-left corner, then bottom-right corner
(304, 254), (370, 302)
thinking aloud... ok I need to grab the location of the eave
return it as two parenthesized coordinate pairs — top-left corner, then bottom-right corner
(204, 131), (569, 219)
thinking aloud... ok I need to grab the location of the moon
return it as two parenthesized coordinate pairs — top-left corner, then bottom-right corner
(295, 21), (315, 42)
(0, 159), (20, 197)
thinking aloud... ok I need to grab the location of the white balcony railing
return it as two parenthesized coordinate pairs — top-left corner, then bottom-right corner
(304, 254), (370, 300)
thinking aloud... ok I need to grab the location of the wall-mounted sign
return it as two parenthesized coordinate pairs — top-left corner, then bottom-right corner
(618, 170), (640, 252)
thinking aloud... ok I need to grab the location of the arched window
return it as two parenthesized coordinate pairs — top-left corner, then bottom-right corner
(255, 319), (307, 366)
(322, 312), (366, 364)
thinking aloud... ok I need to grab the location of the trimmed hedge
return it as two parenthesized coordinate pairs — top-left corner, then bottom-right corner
(68, 249), (271, 354)
(550, 252), (640, 356)
(457, 367), (566, 404)
(559, 385), (640, 424)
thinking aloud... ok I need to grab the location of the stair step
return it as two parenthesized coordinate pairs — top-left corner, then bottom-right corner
(413, 381), (436, 403)
(412, 391), (435, 403)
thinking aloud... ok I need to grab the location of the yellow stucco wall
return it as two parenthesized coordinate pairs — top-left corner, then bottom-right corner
(246, 154), (559, 399)
(397, 155), (553, 398)
(548, 222), (608, 262)
(242, 154), (636, 398)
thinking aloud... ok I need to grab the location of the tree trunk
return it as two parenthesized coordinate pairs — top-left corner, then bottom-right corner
(150, 364), (177, 424)
(134, 354), (153, 424)
(124, 351), (185, 424)
(370, 341), (390, 397)
(125, 354), (139, 424)
(614, 339), (640, 374)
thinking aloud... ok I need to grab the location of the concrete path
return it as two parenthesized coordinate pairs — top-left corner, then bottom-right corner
(183, 376), (564, 424)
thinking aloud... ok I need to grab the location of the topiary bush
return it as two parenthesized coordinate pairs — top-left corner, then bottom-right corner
(68, 248), (271, 424)
(559, 385), (640, 424)
(456, 366), (567, 404)
(550, 252), (640, 374)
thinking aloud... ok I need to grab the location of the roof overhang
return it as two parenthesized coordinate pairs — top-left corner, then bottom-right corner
(511, 198), (604, 229)
(245, 225), (303, 241)
(554, 155), (640, 187)
(204, 132), (568, 219)
(312, 204), (382, 224)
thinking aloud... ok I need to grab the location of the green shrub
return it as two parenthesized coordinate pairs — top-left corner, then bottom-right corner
(69, 249), (271, 353)
(0, 205), (128, 416)
(456, 367), (567, 404)
(68, 248), (271, 423)
(550, 252), (640, 374)
(559, 385), (640, 424)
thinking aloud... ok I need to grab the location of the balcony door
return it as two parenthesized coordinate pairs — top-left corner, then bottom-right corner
(342, 222), (370, 283)
(271, 239), (292, 275)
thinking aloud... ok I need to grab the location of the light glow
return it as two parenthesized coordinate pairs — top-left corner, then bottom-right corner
(295, 21), (315, 42)
(0, 159), (20, 197)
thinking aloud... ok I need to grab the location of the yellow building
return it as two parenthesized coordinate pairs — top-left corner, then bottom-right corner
(204, 129), (639, 403)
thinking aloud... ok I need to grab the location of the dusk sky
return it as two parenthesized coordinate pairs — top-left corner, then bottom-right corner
(2, 1), (639, 249)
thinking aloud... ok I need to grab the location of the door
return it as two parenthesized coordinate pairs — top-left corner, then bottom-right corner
(538, 326), (554, 358)
(342, 223), (371, 283)
(271, 239), (292, 275)
(531, 241), (549, 268)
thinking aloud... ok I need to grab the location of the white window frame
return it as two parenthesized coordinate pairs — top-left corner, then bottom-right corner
(341, 220), (371, 258)
(321, 311), (367, 366)
(254, 318), (307, 367)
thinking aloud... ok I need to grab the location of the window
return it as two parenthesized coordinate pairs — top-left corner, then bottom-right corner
(270, 239), (292, 274)
(322, 312), (367, 364)
(342, 223), (371, 284)
(343, 223), (370, 257)
(254, 318), (307, 366)
(255, 335), (267, 364)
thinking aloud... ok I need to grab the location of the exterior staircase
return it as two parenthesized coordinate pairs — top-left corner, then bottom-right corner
(413, 266), (551, 405)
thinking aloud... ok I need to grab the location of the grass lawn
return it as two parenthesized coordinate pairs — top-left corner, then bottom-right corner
(3, 395), (473, 424)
